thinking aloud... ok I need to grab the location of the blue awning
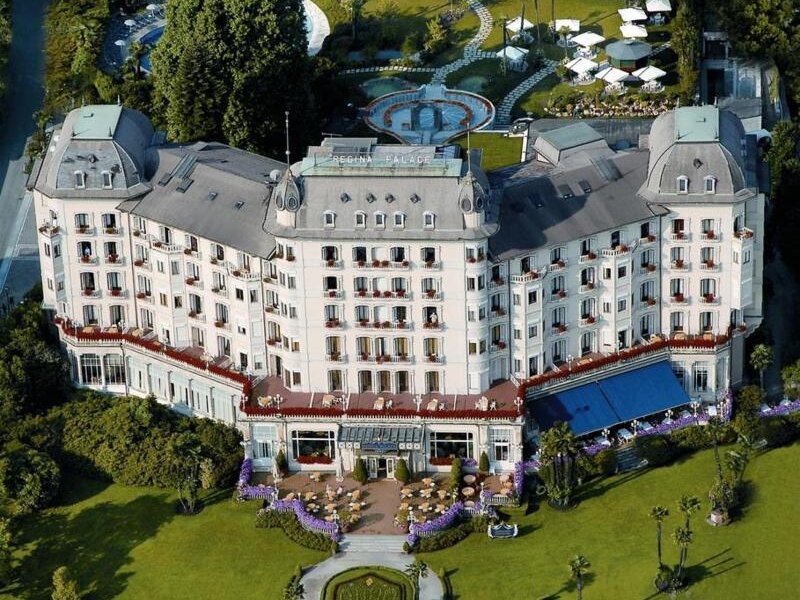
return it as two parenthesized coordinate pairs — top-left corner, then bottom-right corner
(531, 361), (690, 436)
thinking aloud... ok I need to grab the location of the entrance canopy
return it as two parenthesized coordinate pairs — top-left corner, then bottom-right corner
(338, 425), (422, 452)
(531, 361), (690, 436)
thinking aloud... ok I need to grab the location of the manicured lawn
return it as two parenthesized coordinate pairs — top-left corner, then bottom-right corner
(323, 566), (414, 600)
(422, 443), (800, 600)
(2, 476), (324, 600)
(445, 58), (531, 106)
(450, 131), (522, 171)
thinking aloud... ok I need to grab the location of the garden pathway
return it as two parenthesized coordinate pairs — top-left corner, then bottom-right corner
(493, 59), (559, 126)
(430, 0), (496, 85)
(300, 536), (445, 600)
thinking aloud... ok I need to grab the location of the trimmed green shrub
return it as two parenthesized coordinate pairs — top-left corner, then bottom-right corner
(634, 435), (677, 467)
(414, 516), (488, 553)
(394, 458), (411, 484)
(479, 451), (490, 473)
(275, 449), (289, 474)
(255, 509), (333, 552)
(352, 456), (368, 484)
(0, 445), (61, 514)
(593, 448), (618, 477)
(449, 456), (463, 491)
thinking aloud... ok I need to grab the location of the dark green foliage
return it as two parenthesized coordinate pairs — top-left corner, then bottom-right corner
(671, 0), (700, 101)
(276, 449), (289, 475)
(256, 509), (334, 552)
(352, 456), (368, 484)
(760, 416), (797, 447)
(51, 565), (81, 600)
(539, 422), (579, 508)
(413, 516), (488, 553)
(151, 0), (313, 157)
(635, 436), (678, 467)
(478, 451), (490, 473)
(592, 449), (618, 477)
(394, 458), (410, 484)
(49, 392), (242, 488)
(449, 456), (463, 491)
(0, 445), (61, 514)
(0, 517), (10, 586)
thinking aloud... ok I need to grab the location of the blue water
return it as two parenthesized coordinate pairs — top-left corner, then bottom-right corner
(140, 13), (313, 72)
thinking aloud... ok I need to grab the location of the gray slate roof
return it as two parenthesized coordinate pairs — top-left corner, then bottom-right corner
(118, 142), (286, 257)
(490, 149), (662, 260)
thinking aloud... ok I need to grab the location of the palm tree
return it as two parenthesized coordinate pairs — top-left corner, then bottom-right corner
(671, 527), (693, 582)
(649, 506), (669, 567)
(568, 554), (591, 600)
(540, 422), (580, 508)
(705, 416), (726, 481)
(750, 344), (773, 390)
(405, 560), (429, 589)
(558, 26), (571, 60)
(677, 495), (701, 530)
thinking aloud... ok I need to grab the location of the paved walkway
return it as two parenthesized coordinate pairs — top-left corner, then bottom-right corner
(430, 0), (495, 85)
(301, 535), (444, 600)
(494, 59), (558, 126)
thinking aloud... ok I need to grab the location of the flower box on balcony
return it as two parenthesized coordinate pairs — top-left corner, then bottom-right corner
(136, 292), (146, 299)
(381, 260), (389, 268)
(357, 260), (366, 268)
(586, 316), (596, 324)
(267, 339), (277, 346)
(497, 341), (507, 349)
(382, 321), (391, 328)
(215, 320), (225, 328)
(383, 290), (392, 298)
(555, 259), (565, 268)
(108, 254), (118, 263)
(646, 263), (656, 272)
(232, 270), (241, 277)
(296, 455), (333, 465)
(425, 289), (436, 298)
(523, 270), (539, 279)
(210, 258), (218, 265)
(647, 234), (656, 242)
(705, 231), (715, 239)
(185, 277), (195, 285)
(326, 259), (335, 267)
(494, 308), (507, 316)
(646, 297), (656, 306)
(467, 257), (477, 264)
(674, 232), (685, 240)
(556, 324), (567, 333)
(133, 259), (144, 267)
(372, 259), (381, 268)
(328, 290), (337, 297)
(402, 260), (409, 267)
(83, 288), (94, 296)
(377, 355), (389, 364)
(674, 259), (684, 268)
(360, 352), (369, 361)
(429, 456), (453, 466)
(396, 321), (407, 329)
(425, 260), (434, 268)
(358, 319), (368, 327)
(423, 322), (439, 329)
(265, 306), (274, 312)
(329, 352), (340, 361)
(427, 354), (439, 363)
(132, 230), (141, 237)
(153, 241), (163, 248)
(738, 324), (747, 332)
(373, 321), (382, 329)
(492, 277), (506, 286)
(324, 320), (336, 328)
(617, 244), (629, 252)
(673, 293), (685, 302)
(704, 293), (715, 302)
(372, 290), (381, 298)
(704, 259), (715, 268)
(110, 288), (121, 297)
(286, 256), (295, 262)
(183, 248), (193, 255)
(105, 227), (117, 235)
(357, 289), (366, 297)
(585, 282), (595, 290)
(558, 290), (567, 298)
(396, 289), (406, 297)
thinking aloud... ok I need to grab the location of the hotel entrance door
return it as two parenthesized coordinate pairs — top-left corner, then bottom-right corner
(367, 456), (396, 479)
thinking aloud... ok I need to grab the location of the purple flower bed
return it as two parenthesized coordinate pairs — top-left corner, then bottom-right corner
(237, 458), (253, 488)
(582, 442), (609, 457)
(236, 457), (278, 501)
(463, 457), (478, 467)
(409, 501), (464, 543)
(270, 497), (340, 541)
(513, 461), (524, 498)
(761, 399), (800, 418)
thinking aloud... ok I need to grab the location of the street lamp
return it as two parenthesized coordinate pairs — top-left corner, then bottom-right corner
(602, 427), (611, 441)
(665, 409), (673, 422)
(631, 419), (640, 436)
(690, 400), (700, 418)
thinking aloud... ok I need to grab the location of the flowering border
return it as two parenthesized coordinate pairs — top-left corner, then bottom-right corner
(236, 458), (277, 501)
(269, 497), (340, 542)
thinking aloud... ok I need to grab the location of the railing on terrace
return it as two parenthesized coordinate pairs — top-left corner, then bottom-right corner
(240, 402), (521, 422)
(510, 271), (541, 284)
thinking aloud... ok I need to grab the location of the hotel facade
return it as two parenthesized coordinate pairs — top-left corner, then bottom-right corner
(31, 104), (764, 474)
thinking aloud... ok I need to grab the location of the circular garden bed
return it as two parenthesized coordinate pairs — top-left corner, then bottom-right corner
(322, 566), (415, 600)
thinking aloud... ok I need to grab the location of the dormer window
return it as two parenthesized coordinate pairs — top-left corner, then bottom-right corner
(101, 171), (113, 189)
(423, 212), (435, 230)
(374, 212), (386, 229)
(323, 211), (336, 228)
(393, 212), (405, 229)
(354, 211), (366, 228)
(74, 171), (86, 189)
(677, 176), (689, 194)
(704, 176), (716, 194)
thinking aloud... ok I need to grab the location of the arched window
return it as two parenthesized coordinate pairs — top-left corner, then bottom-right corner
(354, 211), (366, 228)
(393, 212), (405, 229)
(80, 354), (101, 384)
(323, 211), (336, 228)
(676, 175), (689, 193)
(423, 211), (436, 229)
(704, 176), (716, 194)
(374, 212), (386, 228)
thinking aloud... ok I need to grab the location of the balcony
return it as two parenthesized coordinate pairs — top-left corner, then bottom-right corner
(426, 354), (445, 364)
(78, 255), (98, 265)
(102, 226), (122, 236)
(323, 318), (344, 329)
(135, 291), (154, 303)
(700, 231), (720, 242)
(699, 260), (720, 272)
(38, 224), (61, 238)
(211, 286), (229, 297)
(488, 277), (506, 290)
(321, 259), (344, 269)
(639, 263), (657, 275)
(490, 341), (507, 353)
(229, 268), (260, 282)
(640, 234), (657, 245)
(699, 293), (719, 305)
(422, 260), (442, 270)
(422, 290), (442, 301)
(670, 260), (689, 271)
(82, 288), (101, 299)
(670, 232), (689, 242)
(185, 277), (204, 290)
(510, 271), (541, 284)
(326, 353), (347, 363)
(733, 227), (754, 241)
(188, 311), (206, 323)
(356, 353), (376, 363)
(600, 245), (630, 258)
(578, 252), (598, 264)
(466, 256), (486, 266)
(133, 259), (151, 271)
(490, 307), (507, 320)
(107, 288), (127, 299)
(640, 297), (657, 309)
(183, 248), (203, 260)
(75, 225), (95, 236)
(579, 282), (596, 294)
(355, 289), (410, 301)
(213, 320), (231, 331)
(324, 289), (345, 299)
(151, 240), (183, 254)
(579, 315), (597, 328)
(548, 260), (567, 272)
(422, 321), (442, 330)
(391, 354), (413, 363)
(551, 324), (568, 335)
(550, 290), (568, 302)
(104, 255), (124, 266)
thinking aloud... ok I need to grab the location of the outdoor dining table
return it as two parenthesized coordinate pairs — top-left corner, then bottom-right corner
(463, 474), (476, 485)
(420, 502), (431, 512)
(420, 488), (433, 499)
(436, 503), (447, 513)
(325, 503), (337, 512)
(499, 474), (510, 483)
(422, 477), (434, 487)
(462, 486), (475, 498)
(437, 489), (448, 500)
(464, 500), (475, 508)
(285, 493), (296, 501)
(304, 491), (316, 501)
(401, 487), (413, 498)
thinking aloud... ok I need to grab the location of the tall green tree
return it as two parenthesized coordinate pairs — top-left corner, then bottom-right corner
(0, 517), (11, 586)
(671, 0), (700, 101)
(339, 0), (365, 41)
(167, 432), (203, 515)
(51, 566), (81, 600)
(152, 0), (312, 157)
(568, 554), (591, 600)
(750, 344), (773, 391)
(781, 359), (800, 399)
(671, 527), (693, 583)
(677, 494), (701, 530)
(540, 422), (579, 508)
(649, 506), (669, 567)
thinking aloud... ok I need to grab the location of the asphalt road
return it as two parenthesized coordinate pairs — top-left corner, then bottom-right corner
(0, 0), (46, 305)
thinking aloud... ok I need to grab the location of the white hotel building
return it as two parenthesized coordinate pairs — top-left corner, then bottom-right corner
(31, 104), (764, 475)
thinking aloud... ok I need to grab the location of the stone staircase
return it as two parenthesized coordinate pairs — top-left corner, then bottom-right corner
(615, 445), (648, 473)
(338, 534), (407, 554)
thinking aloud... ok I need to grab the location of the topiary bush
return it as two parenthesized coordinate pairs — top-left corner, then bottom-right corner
(449, 456), (463, 491)
(394, 458), (410, 484)
(479, 451), (490, 474)
(352, 456), (368, 484)
(275, 449), (289, 475)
